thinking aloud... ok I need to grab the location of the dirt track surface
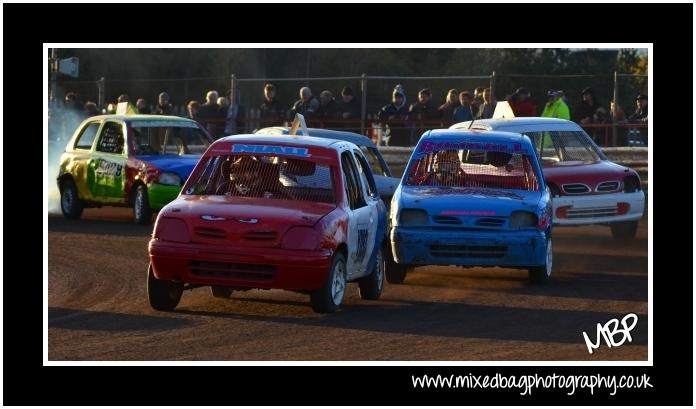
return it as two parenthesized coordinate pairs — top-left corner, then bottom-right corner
(48, 208), (648, 361)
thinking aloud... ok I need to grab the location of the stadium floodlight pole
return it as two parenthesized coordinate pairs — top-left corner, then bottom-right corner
(360, 73), (367, 138)
(612, 70), (618, 147)
(50, 48), (57, 104)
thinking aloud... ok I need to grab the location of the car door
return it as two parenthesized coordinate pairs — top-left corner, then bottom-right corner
(352, 148), (385, 277)
(88, 121), (128, 203)
(340, 150), (376, 280)
(66, 120), (103, 202)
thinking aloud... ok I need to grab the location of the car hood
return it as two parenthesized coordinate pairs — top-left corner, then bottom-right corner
(374, 175), (400, 198)
(137, 154), (202, 180)
(542, 160), (635, 187)
(397, 185), (542, 217)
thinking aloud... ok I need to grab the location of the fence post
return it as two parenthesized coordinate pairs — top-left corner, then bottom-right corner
(489, 71), (496, 99)
(97, 77), (105, 109)
(612, 71), (618, 147)
(360, 73), (367, 138)
(230, 73), (237, 105)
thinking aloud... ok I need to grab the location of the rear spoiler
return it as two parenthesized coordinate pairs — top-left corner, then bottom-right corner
(289, 113), (309, 136)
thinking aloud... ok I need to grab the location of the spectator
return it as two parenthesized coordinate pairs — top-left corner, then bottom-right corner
(473, 87), (485, 99)
(476, 87), (497, 119)
(377, 89), (409, 120)
(453, 91), (474, 122)
(508, 87), (537, 117)
(187, 100), (202, 124)
(336, 86), (360, 120)
(154, 92), (175, 115)
(290, 86), (320, 118)
(84, 101), (100, 117)
(628, 94), (648, 122)
(541, 90), (570, 120)
(437, 88), (460, 121)
(556, 90), (571, 116)
(259, 83), (283, 123)
(199, 90), (220, 118)
(117, 94), (130, 103)
(106, 103), (116, 114)
(573, 87), (609, 142)
(223, 89), (245, 136)
(317, 90), (338, 119)
(136, 98), (150, 114)
(409, 88), (439, 120)
(217, 96), (230, 116)
(470, 95), (483, 118)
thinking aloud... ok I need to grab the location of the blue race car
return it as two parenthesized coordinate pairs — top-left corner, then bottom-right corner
(387, 129), (553, 284)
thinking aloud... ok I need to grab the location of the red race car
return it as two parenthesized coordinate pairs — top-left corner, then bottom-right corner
(147, 134), (388, 313)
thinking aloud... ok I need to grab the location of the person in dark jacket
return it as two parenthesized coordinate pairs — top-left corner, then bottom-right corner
(317, 90), (338, 119)
(259, 83), (283, 123)
(136, 98), (151, 114)
(154, 92), (175, 115)
(290, 86), (320, 118)
(377, 90), (408, 120)
(409, 88), (439, 120)
(628, 94), (648, 145)
(508, 87), (537, 117)
(453, 91), (474, 122)
(573, 87), (609, 142)
(437, 88), (460, 121)
(336, 86), (361, 120)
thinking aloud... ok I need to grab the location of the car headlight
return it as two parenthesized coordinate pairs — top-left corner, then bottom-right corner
(509, 211), (538, 229)
(399, 209), (428, 226)
(623, 175), (641, 193)
(158, 172), (181, 186)
(281, 226), (319, 250)
(153, 217), (190, 243)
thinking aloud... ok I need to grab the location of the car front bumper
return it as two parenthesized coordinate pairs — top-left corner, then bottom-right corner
(553, 191), (645, 225)
(147, 183), (182, 210)
(390, 227), (548, 267)
(149, 240), (332, 290)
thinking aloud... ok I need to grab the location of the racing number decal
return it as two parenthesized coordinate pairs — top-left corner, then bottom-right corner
(95, 159), (123, 177)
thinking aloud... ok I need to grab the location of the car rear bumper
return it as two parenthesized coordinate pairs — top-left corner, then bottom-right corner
(148, 240), (332, 290)
(552, 191), (644, 225)
(390, 227), (548, 267)
(147, 183), (181, 210)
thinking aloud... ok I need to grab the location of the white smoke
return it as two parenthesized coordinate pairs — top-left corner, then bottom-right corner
(47, 139), (65, 215)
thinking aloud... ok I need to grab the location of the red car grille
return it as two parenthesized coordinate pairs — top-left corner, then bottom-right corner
(194, 227), (227, 239)
(188, 260), (277, 281)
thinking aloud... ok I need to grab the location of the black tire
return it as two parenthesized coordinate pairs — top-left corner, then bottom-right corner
(147, 264), (183, 311)
(384, 244), (408, 284)
(359, 247), (385, 300)
(211, 286), (233, 299)
(610, 221), (638, 242)
(60, 178), (83, 220)
(133, 184), (153, 225)
(529, 237), (553, 284)
(310, 253), (347, 313)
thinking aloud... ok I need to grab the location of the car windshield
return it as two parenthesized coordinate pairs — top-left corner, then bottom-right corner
(183, 154), (335, 204)
(130, 124), (210, 156)
(522, 130), (602, 165)
(405, 148), (540, 191)
(360, 146), (387, 176)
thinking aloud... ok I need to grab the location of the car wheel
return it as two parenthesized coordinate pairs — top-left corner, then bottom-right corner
(610, 221), (638, 242)
(147, 264), (183, 311)
(133, 185), (153, 225)
(384, 244), (408, 284)
(211, 286), (233, 299)
(359, 247), (385, 300)
(529, 237), (553, 284)
(60, 179), (83, 220)
(310, 253), (347, 313)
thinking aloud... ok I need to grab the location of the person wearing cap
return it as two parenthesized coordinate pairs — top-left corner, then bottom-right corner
(437, 88), (461, 121)
(628, 94), (648, 145)
(377, 89), (409, 120)
(573, 86), (607, 125)
(409, 88), (439, 120)
(336, 86), (360, 120)
(541, 90), (570, 120)
(508, 87), (538, 117)
(154, 91), (175, 115)
(290, 86), (320, 118)
(259, 83), (283, 123)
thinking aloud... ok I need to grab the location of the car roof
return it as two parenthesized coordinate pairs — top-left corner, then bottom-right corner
(256, 127), (377, 149)
(86, 114), (196, 123)
(450, 117), (582, 131)
(213, 134), (351, 150)
(423, 128), (531, 144)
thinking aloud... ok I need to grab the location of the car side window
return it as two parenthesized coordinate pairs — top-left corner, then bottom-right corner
(353, 150), (378, 198)
(340, 151), (366, 210)
(74, 122), (100, 150)
(96, 122), (125, 154)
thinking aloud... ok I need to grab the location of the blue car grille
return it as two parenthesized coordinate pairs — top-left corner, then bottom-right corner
(475, 217), (506, 228)
(429, 244), (508, 259)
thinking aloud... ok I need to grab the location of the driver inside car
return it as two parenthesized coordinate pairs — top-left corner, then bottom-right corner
(429, 150), (465, 186)
(216, 156), (288, 199)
